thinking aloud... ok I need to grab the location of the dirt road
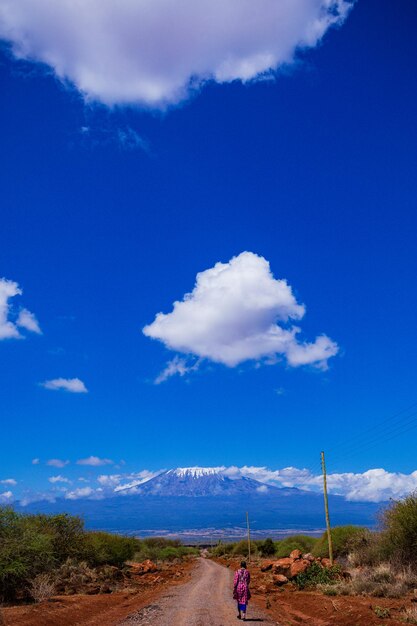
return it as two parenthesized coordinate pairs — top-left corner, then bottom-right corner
(119, 558), (277, 626)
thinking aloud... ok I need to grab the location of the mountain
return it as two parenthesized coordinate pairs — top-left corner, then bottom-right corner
(16, 466), (382, 535)
(116, 467), (294, 497)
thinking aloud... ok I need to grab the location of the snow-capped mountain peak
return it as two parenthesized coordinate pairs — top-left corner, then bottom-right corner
(116, 466), (282, 497)
(168, 467), (226, 479)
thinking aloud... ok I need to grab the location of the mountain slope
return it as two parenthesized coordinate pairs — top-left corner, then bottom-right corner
(116, 467), (293, 497)
(16, 466), (382, 534)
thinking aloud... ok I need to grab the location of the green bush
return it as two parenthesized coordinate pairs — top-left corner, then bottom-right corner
(133, 538), (198, 562)
(380, 492), (417, 569)
(211, 542), (234, 557)
(312, 526), (367, 558)
(259, 538), (276, 557)
(0, 508), (55, 602)
(231, 540), (258, 557)
(294, 561), (342, 589)
(142, 537), (181, 549)
(0, 507), (146, 602)
(346, 528), (387, 567)
(275, 535), (317, 558)
(86, 532), (138, 567)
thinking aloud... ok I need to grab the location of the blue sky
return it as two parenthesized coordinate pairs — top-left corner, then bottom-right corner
(1, 0), (417, 504)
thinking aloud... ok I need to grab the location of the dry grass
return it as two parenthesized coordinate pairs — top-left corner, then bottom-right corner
(319, 563), (410, 599)
(30, 573), (56, 602)
(401, 607), (417, 624)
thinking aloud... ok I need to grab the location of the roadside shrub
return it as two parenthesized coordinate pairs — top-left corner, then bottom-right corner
(275, 535), (317, 558)
(231, 540), (258, 558)
(142, 537), (180, 549)
(55, 558), (95, 591)
(86, 532), (138, 567)
(211, 542), (234, 557)
(28, 513), (89, 563)
(351, 565), (407, 598)
(133, 538), (197, 562)
(0, 508), (146, 603)
(322, 565), (408, 599)
(313, 526), (367, 559)
(158, 547), (181, 561)
(294, 561), (342, 589)
(30, 573), (56, 603)
(380, 492), (417, 569)
(259, 538), (276, 557)
(0, 507), (55, 602)
(347, 529), (388, 567)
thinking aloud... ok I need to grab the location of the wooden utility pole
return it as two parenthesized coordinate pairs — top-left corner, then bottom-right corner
(246, 511), (251, 562)
(321, 451), (334, 565)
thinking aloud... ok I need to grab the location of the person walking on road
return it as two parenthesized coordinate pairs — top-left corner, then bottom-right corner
(233, 560), (251, 620)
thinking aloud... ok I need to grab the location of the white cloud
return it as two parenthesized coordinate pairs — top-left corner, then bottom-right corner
(0, 278), (40, 340)
(111, 470), (163, 493)
(47, 458), (70, 468)
(0, 478), (17, 486)
(155, 356), (199, 384)
(19, 489), (59, 506)
(32, 458), (40, 465)
(97, 474), (123, 489)
(0, 0), (354, 108)
(48, 475), (71, 484)
(77, 456), (114, 467)
(144, 252), (338, 378)
(232, 465), (417, 503)
(21, 463), (417, 504)
(0, 491), (13, 502)
(16, 308), (42, 334)
(41, 378), (88, 393)
(65, 486), (103, 500)
(314, 469), (417, 503)
(79, 124), (148, 152)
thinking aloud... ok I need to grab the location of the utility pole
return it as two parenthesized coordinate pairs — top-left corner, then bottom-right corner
(321, 451), (333, 565)
(246, 511), (251, 562)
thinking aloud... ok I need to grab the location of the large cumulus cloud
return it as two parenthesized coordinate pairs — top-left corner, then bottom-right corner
(0, 0), (354, 107)
(143, 251), (338, 378)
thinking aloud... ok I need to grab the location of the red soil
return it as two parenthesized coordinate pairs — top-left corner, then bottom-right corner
(0, 560), (194, 626)
(221, 557), (415, 626)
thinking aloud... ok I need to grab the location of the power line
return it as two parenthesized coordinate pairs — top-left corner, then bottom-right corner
(327, 401), (417, 456)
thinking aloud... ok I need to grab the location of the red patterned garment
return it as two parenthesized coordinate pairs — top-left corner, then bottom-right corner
(233, 568), (251, 604)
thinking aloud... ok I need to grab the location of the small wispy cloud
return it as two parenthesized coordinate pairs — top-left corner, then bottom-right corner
(76, 456), (114, 467)
(0, 491), (13, 503)
(47, 458), (70, 468)
(0, 478), (17, 486)
(65, 486), (103, 500)
(41, 378), (88, 393)
(32, 458), (40, 465)
(48, 475), (71, 484)
(16, 308), (42, 334)
(155, 356), (200, 384)
(79, 124), (149, 152)
(99, 470), (161, 493)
